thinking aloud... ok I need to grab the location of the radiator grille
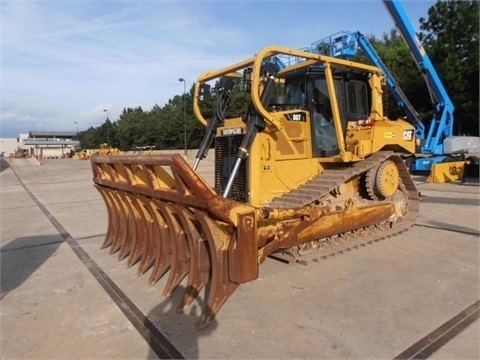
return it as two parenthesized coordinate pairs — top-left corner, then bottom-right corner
(215, 135), (248, 202)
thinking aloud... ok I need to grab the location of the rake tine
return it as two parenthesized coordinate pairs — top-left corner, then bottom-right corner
(194, 211), (239, 330)
(157, 203), (190, 297)
(116, 192), (135, 261)
(95, 186), (116, 250)
(174, 206), (211, 313)
(125, 193), (146, 268)
(109, 190), (128, 255)
(147, 199), (172, 285)
(135, 196), (155, 275)
(104, 189), (120, 250)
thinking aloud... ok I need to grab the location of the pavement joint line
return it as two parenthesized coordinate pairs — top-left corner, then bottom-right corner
(8, 163), (184, 360)
(393, 300), (480, 359)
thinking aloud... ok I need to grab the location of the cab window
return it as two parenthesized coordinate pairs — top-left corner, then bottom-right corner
(346, 81), (368, 117)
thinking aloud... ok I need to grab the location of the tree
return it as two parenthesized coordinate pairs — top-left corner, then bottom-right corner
(358, 30), (431, 121)
(79, 127), (102, 149)
(157, 98), (184, 149)
(116, 106), (157, 150)
(419, 0), (479, 135)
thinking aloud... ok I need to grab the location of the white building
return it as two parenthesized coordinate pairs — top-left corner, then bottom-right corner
(0, 134), (29, 157)
(23, 131), (80, 159)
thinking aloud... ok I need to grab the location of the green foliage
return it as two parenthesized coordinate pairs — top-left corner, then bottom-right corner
(78, 120), (117, 149)
(356, 30), (431, 121)
(116, 106), (155, 150)
(79, 86), (204, 151)
(77, 78), (252, 152)
(79, 2), (478, 151)
(78, 80), (251, 151)
(352, 0), (478, 136)
(419, 0), (479, 135)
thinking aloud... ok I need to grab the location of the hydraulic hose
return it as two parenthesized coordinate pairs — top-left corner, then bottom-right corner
(222, 74), (276, 198)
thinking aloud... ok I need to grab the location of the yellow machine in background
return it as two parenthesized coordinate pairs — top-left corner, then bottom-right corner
(73, 149), (90, 160)
(427, 161), (465, 183)
(90, 143), (121, 157)
(91, 45), (419, 329)
(427, 156), (480, 184)
(74, 143), (121, 159)
(14, 148), (30, 158)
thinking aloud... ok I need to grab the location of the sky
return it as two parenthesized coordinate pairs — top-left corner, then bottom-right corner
(1, 0), (436, 138)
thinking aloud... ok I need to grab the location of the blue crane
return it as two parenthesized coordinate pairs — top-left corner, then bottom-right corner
(315, 0), (479, 172)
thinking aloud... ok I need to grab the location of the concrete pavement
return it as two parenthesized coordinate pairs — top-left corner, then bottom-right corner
(1, 156), (478, 359)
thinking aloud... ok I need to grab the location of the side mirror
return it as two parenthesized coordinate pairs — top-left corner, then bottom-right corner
(199, 83), (211, 102)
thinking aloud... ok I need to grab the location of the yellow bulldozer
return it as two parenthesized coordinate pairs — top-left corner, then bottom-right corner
(75, 143), (121, 159)
(91, 45), (419, 329)
(91, 143), (121, 157)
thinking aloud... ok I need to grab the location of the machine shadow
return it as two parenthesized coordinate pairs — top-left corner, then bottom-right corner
(145, 284), (218, 360)
(0, 235), (64, 300)
(0, 158), (10, 172)
(421, 195), (479, 207)
(419, 220), (480, 236)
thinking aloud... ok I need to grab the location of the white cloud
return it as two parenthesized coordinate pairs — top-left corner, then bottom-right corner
(1, 0), (434, 138)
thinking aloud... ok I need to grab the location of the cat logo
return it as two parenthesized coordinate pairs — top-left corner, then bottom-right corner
(403, 130), (414, 141)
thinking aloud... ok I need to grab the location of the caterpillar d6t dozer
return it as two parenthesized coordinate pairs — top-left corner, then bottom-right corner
(91, 45), (419, 329)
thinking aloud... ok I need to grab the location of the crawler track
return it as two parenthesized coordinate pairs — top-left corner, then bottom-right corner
(269, 151), (420, 263)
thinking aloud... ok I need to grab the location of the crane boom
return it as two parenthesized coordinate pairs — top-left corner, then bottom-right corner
(354, 32), (425, 139)
(316, 0), (479, 173)
(381, 0), (455, 156)
(313, 31), (426, 139)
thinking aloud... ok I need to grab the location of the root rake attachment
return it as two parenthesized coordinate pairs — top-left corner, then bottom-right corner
(91, 154), (256, 330)
(91, 154), (400, 329)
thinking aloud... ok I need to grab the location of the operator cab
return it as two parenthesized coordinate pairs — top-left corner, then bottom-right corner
(284, 68), (371, 157)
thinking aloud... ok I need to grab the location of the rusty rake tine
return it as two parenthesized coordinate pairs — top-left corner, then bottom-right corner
(124, 193), (145, 268)
(109, 190), (128, 255)
(147, 199), (172, 285)
(194, 211), (239, 330)
(173, 206), (211, 312)
(157, 203), (190, 297)
(104, 189), (120, 252)
(134, 196), (155, 275)
(95, 186), (116, 249)
(116, 192), (135, 261)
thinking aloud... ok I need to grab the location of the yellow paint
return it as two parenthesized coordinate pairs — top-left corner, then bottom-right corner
(427, 161), (465, 183)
